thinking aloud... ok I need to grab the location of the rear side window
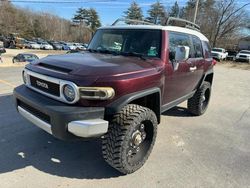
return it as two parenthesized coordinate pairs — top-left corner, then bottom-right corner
(169, 32), (192, 61)
(202, 41), (212, 58)
(192, 36), (203, 58)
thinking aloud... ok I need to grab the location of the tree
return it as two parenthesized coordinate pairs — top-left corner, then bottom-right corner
(147, 1), (167, 24)
(73, 8), (101, 32)
(211, 0), (250, 46)
(124, 1), (143, 21)
(169, 1), (180, 17)
(181, 0), (250, 47)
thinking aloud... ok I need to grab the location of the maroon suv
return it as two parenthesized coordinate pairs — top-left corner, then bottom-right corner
(14, 19), (214, 174)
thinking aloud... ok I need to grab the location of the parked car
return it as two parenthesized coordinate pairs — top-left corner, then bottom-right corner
(235, 50), (250, 63)
(14, 17), (215, 175)
(226, 50), (237, 61)
(28, 42), (41, 49)
(0, 47), (6, 54)
(12, 53), (39, 63)
(48, 41), (63, 50)
(66, 49), (84, 54)
(73, 43), (85, 50)
(211, 47), (228, 61)
(61, 42), (76, 50)
(40, 42), (53, 50)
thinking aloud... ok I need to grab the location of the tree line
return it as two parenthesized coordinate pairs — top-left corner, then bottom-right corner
(0, 1), (92, 42)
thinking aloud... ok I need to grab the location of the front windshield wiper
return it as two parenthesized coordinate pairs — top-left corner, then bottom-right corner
(88, 48), (119, 55)
(120, 51), (147, 60)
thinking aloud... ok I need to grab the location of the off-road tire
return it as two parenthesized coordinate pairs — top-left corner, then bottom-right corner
(187, 81), (211, 116)
(102, 104), (158, 174)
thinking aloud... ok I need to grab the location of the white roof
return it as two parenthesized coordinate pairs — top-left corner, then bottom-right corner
(100, 25), (209, 42)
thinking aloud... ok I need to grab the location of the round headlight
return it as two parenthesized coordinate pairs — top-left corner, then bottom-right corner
(63, 84), (76, 102)
(22, 71), (27, 84)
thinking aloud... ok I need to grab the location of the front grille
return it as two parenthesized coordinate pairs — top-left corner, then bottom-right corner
(30, 75), (60, 97)
(240, 55), (247, 58)
(18, 100), (51, 124)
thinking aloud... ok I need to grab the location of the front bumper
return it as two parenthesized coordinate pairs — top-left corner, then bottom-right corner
(13, 85), (108, 140)
(235, 57), (250, 62)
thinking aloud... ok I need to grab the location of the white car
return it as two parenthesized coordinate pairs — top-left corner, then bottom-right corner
(40, 42), (53, 50)
(235, 50), (250, 63)
(29, 42), (41, 49)
(211, 48), (228, 61)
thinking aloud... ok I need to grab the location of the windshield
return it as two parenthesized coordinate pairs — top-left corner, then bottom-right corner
(212, 48), (223, 52)
(240, 50), (250, 54)
(88, 29), (162, 58)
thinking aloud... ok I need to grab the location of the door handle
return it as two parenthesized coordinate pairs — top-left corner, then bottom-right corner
(189, 66), (197, 72)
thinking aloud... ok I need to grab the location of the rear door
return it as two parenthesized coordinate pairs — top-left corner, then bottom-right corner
(189, 35), (205, 88)
(163, 31), (199, 104)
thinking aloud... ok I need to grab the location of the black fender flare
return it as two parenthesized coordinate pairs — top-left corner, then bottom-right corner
(105, 87), (161, 121)
(197, 68), (214, 89)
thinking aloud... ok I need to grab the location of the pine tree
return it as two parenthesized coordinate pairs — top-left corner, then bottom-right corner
(124, 1), (143, 21)
(73, 8), (101, 32)
(169, 1), (179, 17)
(147, 1), (167, 24)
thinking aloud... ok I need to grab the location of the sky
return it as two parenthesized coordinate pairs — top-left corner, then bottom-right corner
(11, 0), (250, 26)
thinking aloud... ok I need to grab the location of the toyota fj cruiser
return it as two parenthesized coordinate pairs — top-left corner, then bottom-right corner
(14, 18), (215, 174)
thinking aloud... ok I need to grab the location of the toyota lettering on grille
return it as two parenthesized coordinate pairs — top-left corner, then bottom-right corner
(36, 80), (49, 89)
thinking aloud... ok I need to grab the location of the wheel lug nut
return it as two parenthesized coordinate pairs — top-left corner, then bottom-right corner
(140, 124), (144, 130)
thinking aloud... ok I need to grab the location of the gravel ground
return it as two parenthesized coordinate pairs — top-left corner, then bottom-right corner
(0, 65), (249, 188)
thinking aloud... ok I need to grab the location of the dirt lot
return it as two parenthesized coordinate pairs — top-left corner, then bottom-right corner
(0, 49), (65, 67)
(0, 61), (250, 187)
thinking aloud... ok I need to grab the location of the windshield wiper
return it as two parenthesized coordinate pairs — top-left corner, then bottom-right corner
(88, 48), (119, 55)
(120, 51), (147, 60)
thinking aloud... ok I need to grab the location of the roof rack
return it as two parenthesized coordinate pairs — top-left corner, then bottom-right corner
(166, 17), (200, 31)
(111, 17), (200, 32)
(112, 18), (155, 26)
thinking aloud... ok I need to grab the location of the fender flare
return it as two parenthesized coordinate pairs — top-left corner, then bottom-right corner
(105, 87), (161, 120)
(197, 68), (214, 89)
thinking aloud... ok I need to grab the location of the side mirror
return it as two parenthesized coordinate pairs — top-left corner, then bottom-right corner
(175, 46), (190, 62)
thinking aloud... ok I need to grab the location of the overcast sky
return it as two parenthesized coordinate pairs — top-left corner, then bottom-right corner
(12, 0), (250, 25)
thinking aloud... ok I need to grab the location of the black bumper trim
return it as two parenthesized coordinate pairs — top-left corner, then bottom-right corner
(14, 85), (105, 140)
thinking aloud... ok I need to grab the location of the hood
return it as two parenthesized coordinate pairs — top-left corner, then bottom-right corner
(238, 52), (250, 56)
(31, 52), (157, 77)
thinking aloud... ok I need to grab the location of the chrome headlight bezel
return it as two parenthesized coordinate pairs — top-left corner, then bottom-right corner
(79, 87), (115, 100)
(62, 84), (77, 102)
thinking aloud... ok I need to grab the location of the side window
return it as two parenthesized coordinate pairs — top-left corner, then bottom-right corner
(169, 32), (192, 61)
(202, 41), (212, 58)
(192, 36), (203, 58)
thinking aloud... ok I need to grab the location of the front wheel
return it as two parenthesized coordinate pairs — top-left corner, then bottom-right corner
(187, 81), (211, 116)
(102, 104), (158, 174)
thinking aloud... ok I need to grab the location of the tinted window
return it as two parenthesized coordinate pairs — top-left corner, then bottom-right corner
(212, 48), (223, 52)
(89, 29), (162, 58)
(192, 36), (203, 58)
(240, 50), (250, 54)
(202, 41), (212, 58)
(169, 32), (192, 61)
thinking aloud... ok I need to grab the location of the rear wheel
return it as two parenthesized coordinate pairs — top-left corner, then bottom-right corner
(12, 58), (17, 64)
(102, 104), (158, 174)
(187, 81), (211, 116)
